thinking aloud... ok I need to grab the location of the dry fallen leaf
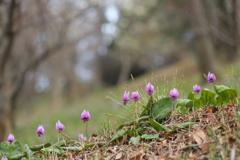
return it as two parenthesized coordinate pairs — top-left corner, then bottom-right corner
(193, 129), (211, 152)
(115, 152), (123, 160)
(129, 151), (143, 159)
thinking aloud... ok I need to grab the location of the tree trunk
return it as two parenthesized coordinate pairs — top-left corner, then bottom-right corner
(230, 0), (240, 60)
(0, 84), (13, 142)
(51, 72), (62, 109)
(117, 55), (133, 85)
(192, 0), (218, 82)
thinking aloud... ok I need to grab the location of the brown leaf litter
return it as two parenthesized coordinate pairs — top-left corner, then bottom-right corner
(55, 104), (239, 160)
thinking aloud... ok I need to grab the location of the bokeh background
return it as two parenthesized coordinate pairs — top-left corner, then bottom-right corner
(0, 0), (240, 144)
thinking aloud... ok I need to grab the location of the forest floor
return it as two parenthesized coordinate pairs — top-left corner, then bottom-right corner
(7, 57), (240, 159)
(49, 103), (239, 160)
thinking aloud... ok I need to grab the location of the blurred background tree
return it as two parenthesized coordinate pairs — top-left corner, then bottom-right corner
(0, 0), (239, 141)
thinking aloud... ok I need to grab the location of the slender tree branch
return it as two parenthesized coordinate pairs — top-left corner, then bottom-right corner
(0, 0), (16, 74)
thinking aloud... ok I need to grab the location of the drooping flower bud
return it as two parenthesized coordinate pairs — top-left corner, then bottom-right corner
(7, 134), (15, 144)
(36, 125), (45, 137)
(169, 88), (179, 100)
(207, 72), (216, 83)
(81, 110), (91, 123)
(193, 84), (201, 93)
(131, 91), (140, 101)
(122, 91), (130, 105)
(78, 134), (87, 142)
(145, 82), (155, 95)
(56, 120), (65, 132)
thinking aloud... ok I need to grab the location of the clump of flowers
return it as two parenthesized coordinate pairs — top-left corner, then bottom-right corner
(122, 91), (130, 105)
(145, 82), (154, 95)
(207, 72), (216, 83)
(193, 84), (201, 93)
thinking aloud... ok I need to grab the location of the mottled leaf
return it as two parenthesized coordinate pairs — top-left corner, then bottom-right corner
(152, 97), (173, 121)
(130, 135), (140, 145)
(110, 130), (127, 142)
(172, 122), (198, 131)
(30, 143), (51, 151)
(0, 141), (23, 157)
(141, 134), (158, 139)
(149, 118), (172, 132)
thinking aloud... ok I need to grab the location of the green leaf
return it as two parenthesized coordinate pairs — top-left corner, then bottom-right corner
(176, 99), (192, 107)
(0, 141), (23, 157)
(187, 92), (202, 109)
(53, 140), (66, 147)
(172, 122), (198, 131)
(149, 118), (172, 132)
(116, 122), (134, 131)
(29, 143), (51, 151)
(141, 134), (158, 139)
(61, 147), (81, 151)
(9, 153), (26, 160)
(24, 144), (34, 159)
(125, 130), (135, 136)
(110, 130), (127, 142)
(136, 116), (150, 123)
(214, 85), (237, 103)
(130, 135), (140, 145)
(140, 96), (153, 117)
(200, 88), (216, 106)
(136, 127), (146, 133)
(152, 97), (173, 121)
(41, 147), (64, 155)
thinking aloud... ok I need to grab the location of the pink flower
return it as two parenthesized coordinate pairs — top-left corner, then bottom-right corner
(145, 82), (155, 95)
(122, 91), (130, 105)
(169, 88), (179, 100)
(131, 91), (140, 101)
(193, 84), (201, 93)
(56, 120), (65, 132)
(78, 134), (87, 141)
(81, 110), (91, 123)
(36, 125), (45, 137)
(207, 72), (216, 83)
(7, 134), (15, 144)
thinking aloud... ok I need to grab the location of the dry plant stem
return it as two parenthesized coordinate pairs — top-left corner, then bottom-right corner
(61, 132), (72, 140)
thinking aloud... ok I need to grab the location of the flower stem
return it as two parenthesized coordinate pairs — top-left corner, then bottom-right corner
(42, 136), (44, 148)
(10, 144), (12, 157)
(85, 122), (88, 139)
(171, 100), (176, 124)
(133, 101), (138, 136)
